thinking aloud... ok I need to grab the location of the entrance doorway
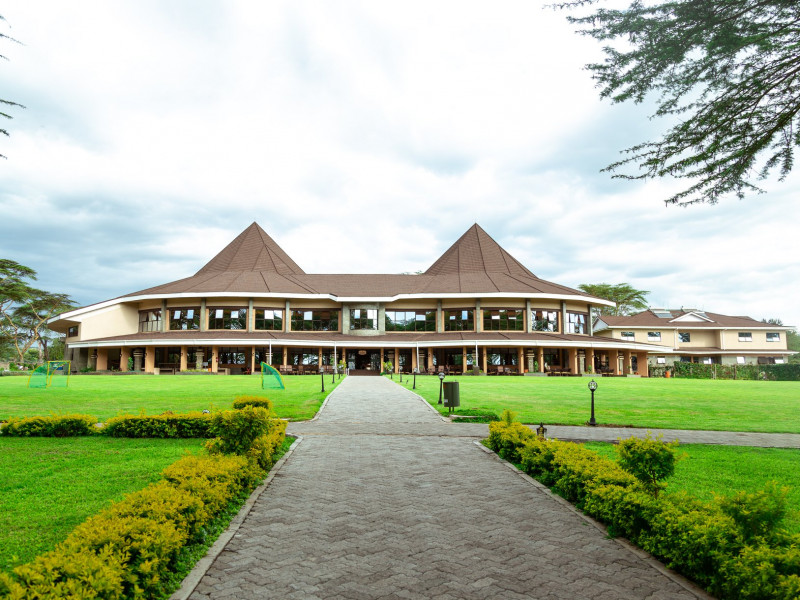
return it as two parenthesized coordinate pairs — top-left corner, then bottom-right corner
(347, 349), (381, 375)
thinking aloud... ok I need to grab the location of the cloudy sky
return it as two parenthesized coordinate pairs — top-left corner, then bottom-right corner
(1, 1), (798, 327)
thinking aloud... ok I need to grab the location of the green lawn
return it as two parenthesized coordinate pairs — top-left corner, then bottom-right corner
(586, 442), (800, 534)
(0, 436), (206, 572)
(404, 375), (800, 433)
(0, 373), (342, 421)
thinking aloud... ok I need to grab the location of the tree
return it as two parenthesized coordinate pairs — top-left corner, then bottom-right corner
(0, 259), (75, 364)
(560, 0), (800, 205)
(1, 15), (25, 158)
(578, 282), (649, 316)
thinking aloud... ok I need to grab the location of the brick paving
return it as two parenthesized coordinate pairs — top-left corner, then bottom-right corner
(180, 377), (712, 599)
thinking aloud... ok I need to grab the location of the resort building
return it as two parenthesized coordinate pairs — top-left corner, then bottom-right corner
(49, 223), (668, 376)
(594, 309), (794, 367)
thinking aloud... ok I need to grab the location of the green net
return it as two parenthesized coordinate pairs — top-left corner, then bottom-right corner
(48, 361), (70, 387)
(27, 366), (48, 388)
(261, 362), (285, 390)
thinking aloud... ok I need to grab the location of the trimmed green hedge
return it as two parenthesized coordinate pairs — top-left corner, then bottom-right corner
(673, 362), (800, 381)
(486, 421), (800, 599)
(0, 454), (262, 599)
(0, 403), (288, 599)
(0, 414), (98, 437)
(103, 412), (213, 438)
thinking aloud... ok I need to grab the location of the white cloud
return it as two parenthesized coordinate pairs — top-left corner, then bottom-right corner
(1, 0), (798, 330)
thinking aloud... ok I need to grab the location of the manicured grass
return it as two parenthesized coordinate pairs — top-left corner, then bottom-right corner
(0, 436), (206, 572)
(585, 442), (800, 534)
(0, 373), (342, 421)
(404, 375), (800, 433)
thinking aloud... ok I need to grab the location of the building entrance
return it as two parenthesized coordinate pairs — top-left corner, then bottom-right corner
(347, 349), (381, 375)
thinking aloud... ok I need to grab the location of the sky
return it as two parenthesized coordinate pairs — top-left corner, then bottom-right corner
(1, 1), (798, 328)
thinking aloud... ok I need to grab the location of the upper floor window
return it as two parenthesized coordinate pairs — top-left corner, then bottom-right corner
(139, 310), (162, 333)
(566, 311), (587, 334)
(385, 310), (436, 332)
(170, 307), (200, 330)
(621, 331), (634, 341)
(739, 332), (752, 342)
(67, 325), (79, 337)
(209, 308), (247, 330)
(647, 331), (661, 342)
(483, 309), (524, 331)
(291, 310), (339, 332)
(350, 309), (378, 330)
(444, 309), (474, 331)
(678, 332), (691, 343)
(767, 332), (781, 342)
(531, 309), (558, 332)
(255, 309), (283, 331)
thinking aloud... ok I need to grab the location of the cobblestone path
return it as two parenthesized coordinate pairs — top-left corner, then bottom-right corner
(183, 377), (709, 600)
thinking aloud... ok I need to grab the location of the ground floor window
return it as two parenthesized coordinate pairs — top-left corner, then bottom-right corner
(486, 348), (518, 365)
(291, 347), (319, 366)
(218, 347), (247, 365)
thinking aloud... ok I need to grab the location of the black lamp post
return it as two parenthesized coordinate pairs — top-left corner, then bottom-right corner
(413, 368), (417, 390)
(438, 371), (445, 404)
(331, 366), (335, 384)
(320, 369), (325, 393)
(587, 379), (598, 426)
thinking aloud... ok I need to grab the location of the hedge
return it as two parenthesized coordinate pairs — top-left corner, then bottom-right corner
(0, 414), (98, 437)
(672, 362), (800, 381)
(486, 421), (800, 599)
(103, 412), (213, 438)
(0, 454), (262, 599)
(0, 404), (287, 599)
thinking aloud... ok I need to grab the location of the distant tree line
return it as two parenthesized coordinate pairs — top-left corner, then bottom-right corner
(0, 259), (75, 365)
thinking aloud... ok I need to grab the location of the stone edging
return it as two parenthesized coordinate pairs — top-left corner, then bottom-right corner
(472, 441), (715, 600)
(169, 435), (304, 600)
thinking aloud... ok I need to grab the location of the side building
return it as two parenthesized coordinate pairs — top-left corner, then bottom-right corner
(48, 223), (666, 376)
(594, 309), (794, 367)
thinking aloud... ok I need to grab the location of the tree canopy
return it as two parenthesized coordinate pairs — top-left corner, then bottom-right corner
(578, 282), (650, 316)
(1, 15), (24, 158)
(560, 0), (800, 205)
(0, 259), (75, 364)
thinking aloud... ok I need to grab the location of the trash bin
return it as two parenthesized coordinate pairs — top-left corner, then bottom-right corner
(443, 381), (460, 408)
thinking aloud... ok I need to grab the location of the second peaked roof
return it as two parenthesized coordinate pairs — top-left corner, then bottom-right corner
(127, 222), (607, 303)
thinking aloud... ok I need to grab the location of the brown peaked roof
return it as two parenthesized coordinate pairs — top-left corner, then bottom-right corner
(598, 309), (772, 328)
(425, 224), (535, 277)
(125, 223), (603, 301)
(197, 222), (305, 276)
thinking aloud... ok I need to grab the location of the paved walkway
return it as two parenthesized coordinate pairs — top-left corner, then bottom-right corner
(178, 377), (713, 600)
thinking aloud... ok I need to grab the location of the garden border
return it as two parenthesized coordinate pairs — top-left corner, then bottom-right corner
(472, 440), (714, 600)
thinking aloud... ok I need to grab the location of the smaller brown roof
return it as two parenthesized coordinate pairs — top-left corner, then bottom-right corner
(598, 309), (772, 328)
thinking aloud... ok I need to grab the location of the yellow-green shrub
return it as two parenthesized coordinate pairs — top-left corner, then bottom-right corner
(486, 421), (535, 463)
(0, 453), (262, 600)
(206, 406), (271, 455)
(232, 395), (273, 411)
(103, 412), (212, 438)
(0, 414), (97, 437)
